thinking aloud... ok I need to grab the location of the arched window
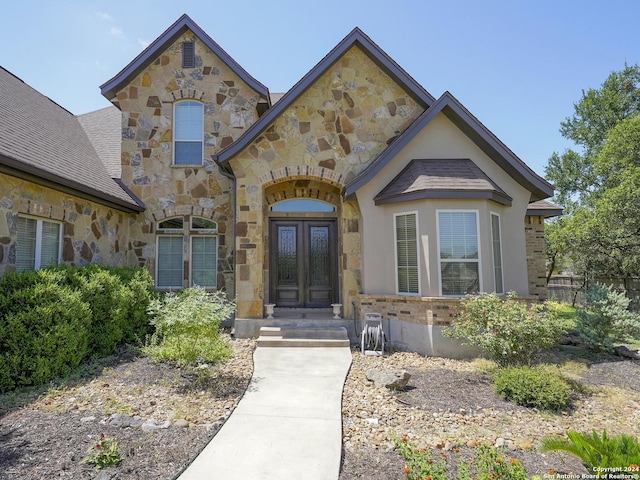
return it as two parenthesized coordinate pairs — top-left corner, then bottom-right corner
(270, 199), (335, 213)
(174, 101), (203, 165)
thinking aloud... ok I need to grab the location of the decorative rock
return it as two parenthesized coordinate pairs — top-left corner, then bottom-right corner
(174, 419), (189, 428)
(444, 440), (456, 451)
(364, 418), (379, 425)
(142, 419), (171, 433)
(108, 414), (143, 428)
(93, 470), (117, 480)
(495, 437), (506, 448)
(80, 416), (96, 423)
(364, 369), (411, 389)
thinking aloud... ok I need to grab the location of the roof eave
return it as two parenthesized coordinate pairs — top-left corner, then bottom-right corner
(0, 155), (144, 213)
(374, 189), (513, 206)
(100, 14), (269, 102)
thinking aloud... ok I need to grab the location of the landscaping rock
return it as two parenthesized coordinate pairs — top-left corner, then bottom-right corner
(108, 413), (143, 428)
(142, 419), (171, 432)
(614, 345), (640, 359)
(364, 369), (411, 389)
(174, 418), (189, 428)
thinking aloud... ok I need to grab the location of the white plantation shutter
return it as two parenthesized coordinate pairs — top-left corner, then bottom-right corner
(16, 217), (36, 272)
(157, 236), (183, 288)
(191, 236), (217, 287)
(395, 213), (419, 294)
(439, 212), (480, 295)
(40, 221), (60, 268)
(174, 101), (203, 165)
(491, 213), (504, 294)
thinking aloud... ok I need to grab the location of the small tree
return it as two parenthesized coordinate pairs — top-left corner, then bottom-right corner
(443, 293), (568, 367)
(576, 283), (640, 351)
(144, 287), (235, 366)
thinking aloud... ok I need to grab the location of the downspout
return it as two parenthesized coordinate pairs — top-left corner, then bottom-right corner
(218, 162), (237, 333)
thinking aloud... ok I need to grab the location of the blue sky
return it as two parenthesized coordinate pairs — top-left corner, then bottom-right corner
(2, 0), (639, 178)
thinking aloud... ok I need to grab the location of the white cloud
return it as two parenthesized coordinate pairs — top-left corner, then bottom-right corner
(110, 27), (123, 37)
(97, 12), (113, 22)
(138, 38), (150, 48)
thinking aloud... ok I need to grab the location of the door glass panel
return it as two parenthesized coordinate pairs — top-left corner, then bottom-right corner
(277, 226), (297, 285)
(309, 226), (329, 286)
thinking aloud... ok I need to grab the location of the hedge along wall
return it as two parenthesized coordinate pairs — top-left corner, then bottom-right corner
(0, 265), (156, 393)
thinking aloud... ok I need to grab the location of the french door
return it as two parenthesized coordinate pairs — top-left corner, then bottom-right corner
(269, 219), (337, 307)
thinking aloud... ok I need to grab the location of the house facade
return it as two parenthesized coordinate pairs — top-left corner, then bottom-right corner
(0, 15), (560, 356)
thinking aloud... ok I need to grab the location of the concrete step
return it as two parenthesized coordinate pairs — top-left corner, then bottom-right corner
(257, 326), (350, 347)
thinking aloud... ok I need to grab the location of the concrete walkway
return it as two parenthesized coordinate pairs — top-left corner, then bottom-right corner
(177, 346), (353, 480)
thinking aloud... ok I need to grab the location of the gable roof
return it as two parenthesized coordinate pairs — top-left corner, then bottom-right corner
(100, 14), (269, 103)
(0, 67), (143, 212)
(77, 106), (122, 178)
(344, 91), (555, 202)
(374, 158), (512, 206)
(213, 27), (436, 165)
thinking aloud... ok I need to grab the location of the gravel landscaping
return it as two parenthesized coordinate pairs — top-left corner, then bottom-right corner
(1, 337), (639, 479)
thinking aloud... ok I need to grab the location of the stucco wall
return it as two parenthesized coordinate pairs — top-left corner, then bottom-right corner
(114, 29), (261, 292)
(355, 112), (532, 298)
(0, 173), (139, 275)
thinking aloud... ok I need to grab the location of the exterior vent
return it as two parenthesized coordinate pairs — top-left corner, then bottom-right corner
(182, 41), (195, 68)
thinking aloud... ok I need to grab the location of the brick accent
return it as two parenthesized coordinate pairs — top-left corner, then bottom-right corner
(525, 215), (548, 299)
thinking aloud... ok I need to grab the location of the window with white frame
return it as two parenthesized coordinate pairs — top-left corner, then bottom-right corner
(394, 212), (419, 294)
(491, 213), (504, 294)
(438, 211), (480, 296)
(174, 101), (203, 165)
(16, 216), (61, 272)
(156, 216), (218, 289)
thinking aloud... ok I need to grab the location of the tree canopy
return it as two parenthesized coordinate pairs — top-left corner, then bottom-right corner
(545, 64), (640, 280)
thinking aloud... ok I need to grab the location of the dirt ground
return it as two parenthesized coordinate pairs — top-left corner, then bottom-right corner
(1, 339), (639, 480)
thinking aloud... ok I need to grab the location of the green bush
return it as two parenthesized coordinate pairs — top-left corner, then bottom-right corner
(493, 365), (572, 411)
(540, 430), (640, 471)
(0, 265), (155, 393)
(0, 270), (91, 392)
(576, 283), (640, 351)
(443, 292), (568, 367)
(143, 286), (234, 366)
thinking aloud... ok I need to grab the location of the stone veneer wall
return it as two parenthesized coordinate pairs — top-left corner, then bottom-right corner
(0, 174), (139, 275)
(525, 215), (548, 300)
(354, 294), (461, 326)
(114, 29), (262, 291)
(229, 45), (426, 318)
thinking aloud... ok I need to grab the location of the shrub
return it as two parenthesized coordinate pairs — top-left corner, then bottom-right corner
(443, 292), (568, 367)
(493, 365), (572, 411)
(143, 287), (234, 366)
(0, 265), (155, 393)
(540, 430), (640, 470)
(576, 283), (640, 351)
(394, 436), (528, 480)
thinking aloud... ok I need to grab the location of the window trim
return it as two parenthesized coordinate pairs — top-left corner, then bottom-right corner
(393, 211), (421, 296)
(189, 235), (218, 288)
(16, 215), (62, 271)
(436, 209), (483, 297)
(155, 234), (184, 289)
(173, 100), (204, 166)
(490, 212), (504, 294)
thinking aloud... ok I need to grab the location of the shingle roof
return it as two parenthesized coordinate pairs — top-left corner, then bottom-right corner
(77, 106), (122, 178)
(0, 67), (142, 212)
(526, 199), (563, 217)
(374, 158), (512, 206)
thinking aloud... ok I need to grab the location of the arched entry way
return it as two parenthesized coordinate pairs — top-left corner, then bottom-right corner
(264, 180), (341, 308)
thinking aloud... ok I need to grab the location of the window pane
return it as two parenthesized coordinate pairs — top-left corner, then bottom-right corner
(395, 213), (419, 294)
(158, 217), (184, 230)
(441, 262), (479, 296)
(271, 199), (335, 212)
(175, 141), (203, 165)
(191, 217), (217, 230)
(157, 236), (183, 287)
(40, 221), (60, 268)
(17, 217), (36, 272)
(191, 236), (217, 288)
(175, 101), (203, 139)
(439, 212), (477, 259)
(491, 214), (504, 294)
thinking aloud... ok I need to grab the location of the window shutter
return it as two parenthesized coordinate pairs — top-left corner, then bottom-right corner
(182, 41), (195, 68)
(16, 217), (36, 272)
(40, 221), (60, 268)
(395, 213), (419, 294)
(191, 236), (217, 288)
(491, 214), (504, 294)
(157, 236), (183, 287)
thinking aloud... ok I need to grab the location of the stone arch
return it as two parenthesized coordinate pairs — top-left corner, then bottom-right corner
(150, 205), (218, 223)
(168, 89), (208, 102)
(259, 165), (344, 188)
(264, 179), (342, 209)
